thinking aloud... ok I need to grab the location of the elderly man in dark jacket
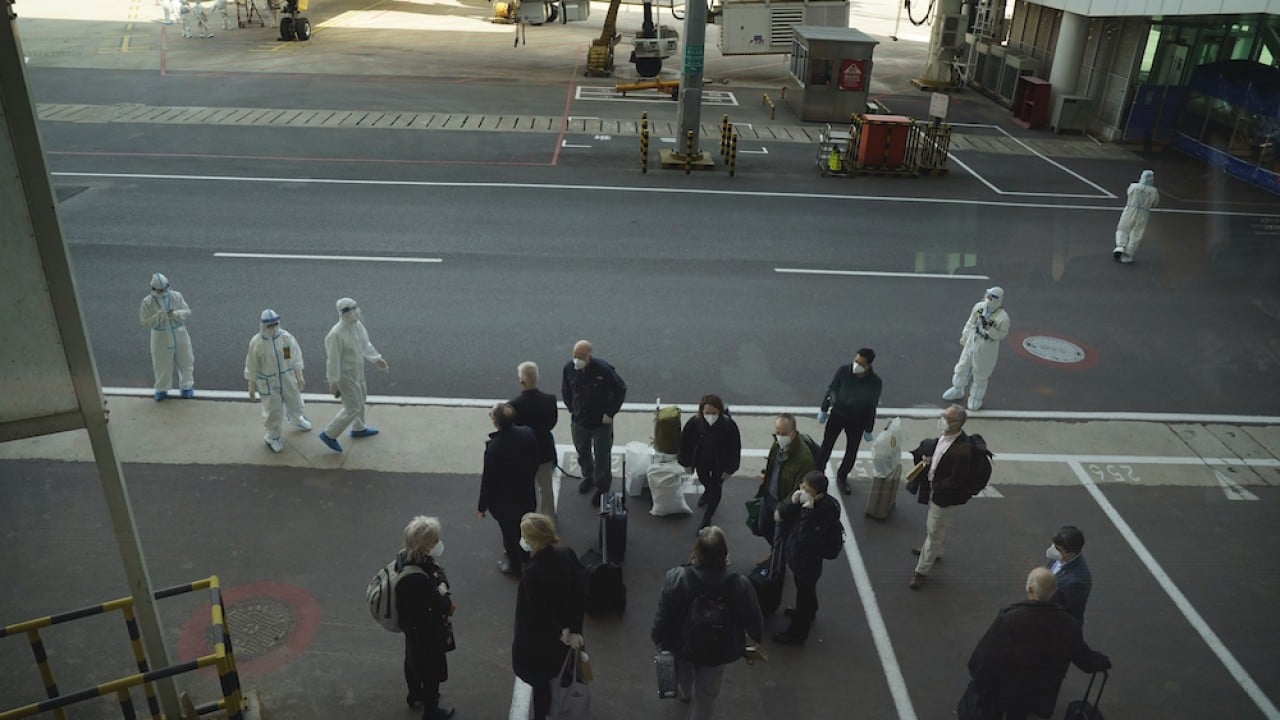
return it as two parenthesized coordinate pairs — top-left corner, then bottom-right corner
(909, 404), (975, 590)
(478, 403), (539, 577)
(562, 339), (627, 503)
(510, 361), (559, 517)
(772, 471), (842, 645)
(965, 567), (1110, 720)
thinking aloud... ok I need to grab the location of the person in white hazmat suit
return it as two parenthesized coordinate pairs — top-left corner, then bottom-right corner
(246, 309), (312, 453)
(139, 272), (195, 401)
(1114, 170), (1159, 264)
(942, 287), (1010, 412)
(318, 298), (389, 453)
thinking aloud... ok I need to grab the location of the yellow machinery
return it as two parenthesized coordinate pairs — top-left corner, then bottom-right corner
(585, 0), (623, 76)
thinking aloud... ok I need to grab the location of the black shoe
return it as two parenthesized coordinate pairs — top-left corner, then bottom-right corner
(407, 695), (424, 711)
(783, 607), (794, 618)
(772, 630), (806, 645)
(424, 707), (455, 720)
(697, 495), (707, 507)
(498, 559), (519, 577)
(578, 477), (594, 494)
(837, 478), (852, 495)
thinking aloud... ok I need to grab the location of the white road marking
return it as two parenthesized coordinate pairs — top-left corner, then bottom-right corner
(575, 86), (738, 105)
(776, 267), (990, 280)
(561, 140), (592, 148)
(51, 172), (1280, 219)
(946, 122), (1116, 199)
(99, 388), (1280, 426)
(1068, 461), (1280, 720)
(213, 252), (442, 263)
(973, 486), (1004, 498)
(737, 147), (769, 155)
(509, 678), (531, 720)
(1215, 470), (1260, 501)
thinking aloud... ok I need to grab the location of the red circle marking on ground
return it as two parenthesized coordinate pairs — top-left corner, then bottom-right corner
(1009, 331), (1100, 370)
(177, 581), (320, 681)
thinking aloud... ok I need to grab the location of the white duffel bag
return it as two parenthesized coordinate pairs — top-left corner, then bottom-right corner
(625, 441), (653, 497)
(647, 453), (692, 516)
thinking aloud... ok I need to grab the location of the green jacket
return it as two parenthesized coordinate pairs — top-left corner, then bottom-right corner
(758, 437), (815, 500)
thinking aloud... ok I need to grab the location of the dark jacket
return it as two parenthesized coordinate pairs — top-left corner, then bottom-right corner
(778, 494), (841, 582)
(758, 438), (815, 501)
(395, 556), (454, 682)
(478, 425), (539, 516)
(1047, 554), (1092, 623)
(677, 413), (742, 481)
(510, 388), (559, 464)
(561, 356), (627, 429)
(651, 565), (764, 665)
(910, 433), (974, 507)
(513, 545), (586, 685)
(820, 365), (883, 430)
(968, 600), (1110, 718)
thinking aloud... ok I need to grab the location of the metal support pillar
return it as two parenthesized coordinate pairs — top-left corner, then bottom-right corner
(666, 0), (713, 168)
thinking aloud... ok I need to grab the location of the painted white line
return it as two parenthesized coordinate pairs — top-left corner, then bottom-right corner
(509, 678), (531, 720)
(973, 485), (1004, 498)
(1215, 470), (1260, 501)
(738, 147), (769, 155)
(832, 465), (919, 720)
(776, 267), (991, 281)
(990, 125), (1117, 199)
(213, 252), (442, 263)
(99, 388), (1280, 426)
(1068, 461), (1280, 719)
(561, 141), (592, 148)
(52, 172), (1280, 219)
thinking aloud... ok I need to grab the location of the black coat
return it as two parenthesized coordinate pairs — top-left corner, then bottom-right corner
(1047, 554), (1093, 623)
(513, 545), (586, 685)
(968, 600), (1110, 718)
(561, 356), (626, 429)
(677, 413), (742, 481)
(510, 388), (559, 464)
(910, 433), (974, 507)
(820, 365), (883, 430)
(478, 425), (539, 516)
(777, 494), (841, 582)
(395, 557), (453, 682)
(650, 565), (764, 665)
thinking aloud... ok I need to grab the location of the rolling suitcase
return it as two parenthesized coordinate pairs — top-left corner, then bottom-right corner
(598, 491), (628, 564)
(864, 465), (902, 521)
(748, 533), (787, 615)
(582, 500), (626, 616)
(1064, 670), (1108, 720)
(865, 418), (904, 521)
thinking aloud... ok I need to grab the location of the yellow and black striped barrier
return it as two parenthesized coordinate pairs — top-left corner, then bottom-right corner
(727, 131), (738, 177)
(719, 114), (730, 160)
(684, 131), (694, 176)
(1, 576), (243, 720)
(639, 112), (649, 174)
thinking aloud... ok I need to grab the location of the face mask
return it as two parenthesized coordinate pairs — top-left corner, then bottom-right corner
(776, 434), (792, 449)
(1046, 545), (1062, 562)
(704, 413), (720, 426)
(852, 362), (866, 375)
(797, 490), (814, 506)
(519, 538), (534, 553)
(261, 325), (278, 338)
(341, 309), (359, 325)
(428, 541), (444, 558)
(572, 358), (587, 371)
(937, 418), (949, 433)
(983, 300), (998, 314)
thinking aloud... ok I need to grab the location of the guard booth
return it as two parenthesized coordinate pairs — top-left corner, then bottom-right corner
(786, 26), (877, 123)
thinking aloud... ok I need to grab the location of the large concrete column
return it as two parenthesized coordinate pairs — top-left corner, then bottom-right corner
(675, 0), (707, 159)
(1048, 10), (1088, 104)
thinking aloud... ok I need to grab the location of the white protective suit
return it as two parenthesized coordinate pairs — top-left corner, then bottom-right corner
(245, 312), (309, 446)
(944, 287), (1010, 411)
(139, 273), (194, 396)
(323, 298), (384, 438)
(1114, 170), (1159, 262)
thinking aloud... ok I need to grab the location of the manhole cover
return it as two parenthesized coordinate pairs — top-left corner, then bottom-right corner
(1021, 336), (1086, 364)
(203, 597), (296, 660)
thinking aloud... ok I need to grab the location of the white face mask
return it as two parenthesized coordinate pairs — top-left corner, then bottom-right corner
(428, 541), (444, 558)
(704, 413), (720, 426)
(937, 417), (949, 434)
(852, 362), (866, 375)
(261, 325), (278, 338)
(519, 538), (534, 553)
(1046, 544), (1062, 562)
(776, 434), (792, 449)
(572, 357), (587, 371)
(797, 490), (814, 506)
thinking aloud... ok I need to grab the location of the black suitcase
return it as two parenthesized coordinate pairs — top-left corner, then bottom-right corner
(1064, 670), (1108, 720)
(598, 491), (628, 564)
(748, 534), (787, 615)
(581, 549), (626, 616)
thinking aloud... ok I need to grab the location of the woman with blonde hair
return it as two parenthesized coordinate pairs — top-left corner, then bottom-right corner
(398, 516), (456, 720)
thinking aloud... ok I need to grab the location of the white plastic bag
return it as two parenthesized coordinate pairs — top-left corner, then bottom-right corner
(625, 441), (653, 497)
(871, 417), (904, 478)
(647, 456), (692, 516)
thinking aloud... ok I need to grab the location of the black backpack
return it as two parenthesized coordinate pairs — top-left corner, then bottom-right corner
(822, 518), (845, 560)
(967, 434), (994, 495)
(677, 571), (741, 666)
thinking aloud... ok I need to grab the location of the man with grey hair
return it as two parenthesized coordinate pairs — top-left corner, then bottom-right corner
(963, 567), (1110, 719)
(562, 340), (627, 504)
(397, 516), (456, 720)
(909, 404), (975, 590)
(478, 403), (539, 577)
(510, 362), (559, 517)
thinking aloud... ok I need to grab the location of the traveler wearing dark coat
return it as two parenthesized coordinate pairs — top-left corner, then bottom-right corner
(510, 362), (559, 516)
(817, 348), (884, 495)
(677, 394), (742, 530)
(1045, 525), (1092, 623)
(396, 516), (456, 720)
(966, 567), (1110, 720)
(562, 340), (627, 499)
(773, 471), (842, 645)
(478, 403), (540, 577)
(909, 404), (976, 590)
(513, 514), (586, 720)
(651, 527), (763, 719)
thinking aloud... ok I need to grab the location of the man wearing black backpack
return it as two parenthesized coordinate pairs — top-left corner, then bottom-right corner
(773, 471), (843, 645)
(652, 527), (763, 719)
(908, 404), (988, 590)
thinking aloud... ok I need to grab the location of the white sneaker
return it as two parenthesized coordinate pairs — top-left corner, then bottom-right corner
(967, 398), (983, 411)
(1119, 254), (1134, 264)
(942, 387), (964, 401)
(294, 416), (312, 431)
(264, 436), (284, 453)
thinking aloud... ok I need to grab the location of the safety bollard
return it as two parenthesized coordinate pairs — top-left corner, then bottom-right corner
(684, 130), (693, 175)
(720, 114), (730, 160)
(728, 131), (738, 177)
(762, 94), (775, 121)
(640, 112), (649, 174)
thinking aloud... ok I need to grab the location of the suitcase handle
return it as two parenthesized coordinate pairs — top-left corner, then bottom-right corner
(1081, 670), (1108, 710)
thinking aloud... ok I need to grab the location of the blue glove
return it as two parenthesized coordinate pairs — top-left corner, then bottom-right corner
(817, 410), (828, 424)
(863, 430), (875, 442)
